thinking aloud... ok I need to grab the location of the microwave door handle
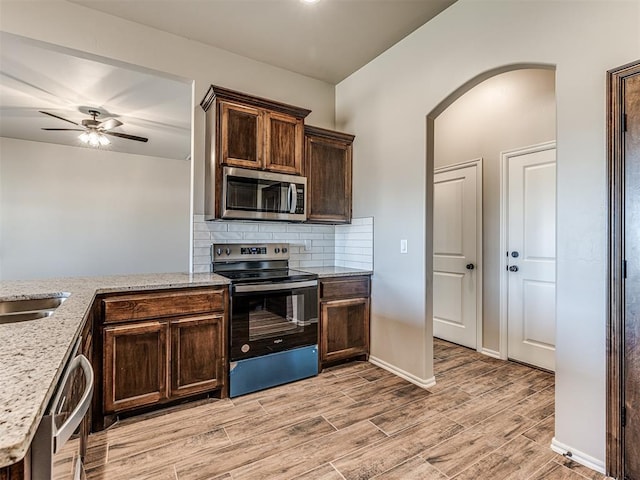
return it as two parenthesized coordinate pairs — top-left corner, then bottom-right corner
(289, 183), (297, 214)
(52, 354), (94, 453)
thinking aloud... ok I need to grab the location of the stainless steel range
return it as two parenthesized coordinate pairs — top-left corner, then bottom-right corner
(213, 243), (318, 397)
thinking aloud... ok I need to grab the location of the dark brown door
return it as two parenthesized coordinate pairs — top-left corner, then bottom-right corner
(624, 70), (640, 480)
(103, 321), (169, 413)
(304, 126), (354, 224)
(170, 314), (224, 398)
(220, 101), (263, 169)
(320, 297), (370, 365)
(265, 111), (303, 174)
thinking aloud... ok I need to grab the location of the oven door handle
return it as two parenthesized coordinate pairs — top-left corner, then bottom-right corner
(52, 354), (94, 453)
(234, 280), (317, 293)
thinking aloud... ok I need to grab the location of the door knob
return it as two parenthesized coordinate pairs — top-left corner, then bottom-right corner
(466, 263), (475, 270)
(509, 265), (519, 272)
(511, 251), (520, 258)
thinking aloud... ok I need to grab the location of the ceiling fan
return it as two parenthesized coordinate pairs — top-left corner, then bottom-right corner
(40, 109), (148, 146)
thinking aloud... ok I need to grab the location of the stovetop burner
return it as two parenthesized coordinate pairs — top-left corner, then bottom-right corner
(216, 268), (316, 283)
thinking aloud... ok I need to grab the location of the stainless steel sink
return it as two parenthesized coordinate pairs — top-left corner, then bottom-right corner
(0, 295), (69, 324)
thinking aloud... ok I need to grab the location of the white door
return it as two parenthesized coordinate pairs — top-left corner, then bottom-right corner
(507, 147), (556, 371)
(433, 162), (481, 349)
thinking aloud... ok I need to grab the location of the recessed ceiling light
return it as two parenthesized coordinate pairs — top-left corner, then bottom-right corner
(300, 0), (321, 4)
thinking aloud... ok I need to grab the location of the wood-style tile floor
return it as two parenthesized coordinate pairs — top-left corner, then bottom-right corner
(85, 339), (610, 480)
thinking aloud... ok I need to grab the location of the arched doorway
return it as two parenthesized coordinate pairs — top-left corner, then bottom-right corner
(426, 64), (557, 370)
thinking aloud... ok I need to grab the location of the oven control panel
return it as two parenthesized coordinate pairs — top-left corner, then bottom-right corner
(212, 243), (290, 262)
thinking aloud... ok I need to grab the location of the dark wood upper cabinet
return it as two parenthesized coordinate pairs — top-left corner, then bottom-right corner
(201, 85), (310, 175)
(221, 101), (263, 169)
(304, 125), (355, 224)
(265, 111), (304, 174)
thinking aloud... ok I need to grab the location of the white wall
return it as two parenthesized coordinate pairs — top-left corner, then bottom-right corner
(434, 68), (556, 352)
(337, 0), (639, 468)
(0, 0), (336, 216)
(0, 137), (190, 279)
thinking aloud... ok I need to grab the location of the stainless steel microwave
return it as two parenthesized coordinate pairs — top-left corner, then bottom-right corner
(221, 167), (307, 222)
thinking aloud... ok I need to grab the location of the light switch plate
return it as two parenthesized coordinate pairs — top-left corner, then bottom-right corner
(400, 239), (408, 254)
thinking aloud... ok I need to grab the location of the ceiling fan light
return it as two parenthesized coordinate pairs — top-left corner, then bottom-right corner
(88, 131), (101, 147)
(98, 134), (110, 146)
(78, 132), (90, 143)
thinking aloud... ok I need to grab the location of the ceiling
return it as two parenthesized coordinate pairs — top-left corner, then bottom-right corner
(70, 0), (457, 84)
(0, 33), (192, 160)
(0, 1), (455, 157)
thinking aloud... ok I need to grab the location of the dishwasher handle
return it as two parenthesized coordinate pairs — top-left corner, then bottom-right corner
(51, 354), (94, 453)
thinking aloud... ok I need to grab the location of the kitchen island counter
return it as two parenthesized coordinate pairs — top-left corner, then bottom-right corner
(0, 272), (230, 468)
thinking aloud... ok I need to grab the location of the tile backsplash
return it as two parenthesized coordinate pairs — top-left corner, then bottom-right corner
(192, 216), (373, 273)
(335, 217), (374, 270)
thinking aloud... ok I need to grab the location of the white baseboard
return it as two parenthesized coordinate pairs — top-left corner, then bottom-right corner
(481, 348), (502, 359)
(550, 437), (605, 474)
(368, 355), (436, 389)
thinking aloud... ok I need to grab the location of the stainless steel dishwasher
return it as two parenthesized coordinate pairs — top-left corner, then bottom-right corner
(31, 337), (93, 480)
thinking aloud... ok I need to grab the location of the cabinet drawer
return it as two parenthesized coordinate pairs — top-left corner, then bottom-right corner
(320, 276), (370, 300)
(103, 288), (226, 323)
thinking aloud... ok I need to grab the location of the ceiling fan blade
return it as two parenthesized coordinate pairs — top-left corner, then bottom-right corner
(99, 118), (123, 131)
(104, 131), (149, 143)
(39, 111), (80, 126)
(41, 128), (85, 131)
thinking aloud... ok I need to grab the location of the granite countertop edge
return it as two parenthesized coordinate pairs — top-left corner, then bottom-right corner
(298, 266), (373, 278)
(0, 272), (230, 468)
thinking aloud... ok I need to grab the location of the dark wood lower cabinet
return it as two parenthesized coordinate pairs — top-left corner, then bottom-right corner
(170, 314), (224, 398)
(0, 459), (25, 480)
(97, 287), (228, 426)
(103, 321), (169, 413)
(321, 297), (370, 364)
(319, 275), (371, 368)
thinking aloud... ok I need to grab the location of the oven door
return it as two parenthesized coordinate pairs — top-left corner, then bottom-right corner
(230, 280), (318, 360)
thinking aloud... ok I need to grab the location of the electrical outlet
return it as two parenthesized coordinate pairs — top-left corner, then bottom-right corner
(400, 239), (408, 254)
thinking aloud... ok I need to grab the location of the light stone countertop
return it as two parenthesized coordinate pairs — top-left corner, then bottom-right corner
(297, 266), (373, 278)
(0, 272), (230, 468)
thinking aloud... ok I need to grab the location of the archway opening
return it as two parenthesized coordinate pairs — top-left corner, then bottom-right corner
(426, 64), (557, 370)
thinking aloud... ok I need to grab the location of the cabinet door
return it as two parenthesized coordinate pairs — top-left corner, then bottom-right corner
(103, 321), (168, 413)
(265, 111), (303, 174)
(220, 101), (263, 169)
(170, 314), (225, 398)
(305, 135), (352, 223)
(321, 297), (370, 364)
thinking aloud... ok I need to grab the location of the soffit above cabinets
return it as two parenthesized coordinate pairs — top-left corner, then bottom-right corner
(69, 0), (457, 84)
(0, 32), (191, 160)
